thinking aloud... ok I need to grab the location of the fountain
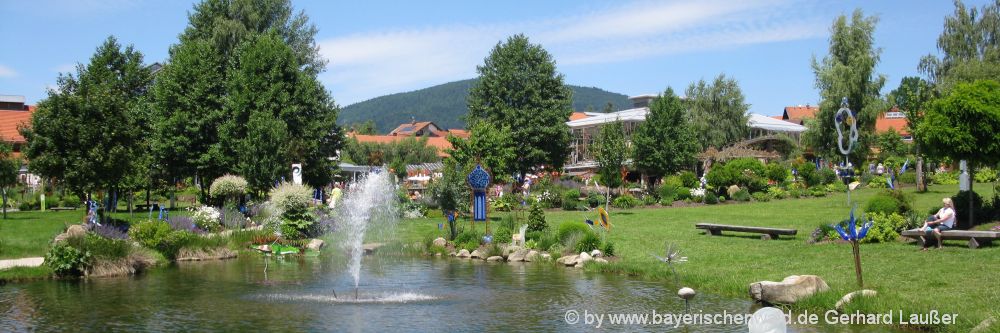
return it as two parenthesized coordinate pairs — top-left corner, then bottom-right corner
(337, 170), (399, 299)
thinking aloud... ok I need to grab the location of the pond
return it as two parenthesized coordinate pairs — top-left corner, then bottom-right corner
(1, 255), (893, 332)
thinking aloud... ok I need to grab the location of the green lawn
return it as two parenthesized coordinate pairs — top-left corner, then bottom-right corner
(0, 210), (80, 259)
(397, 183), (1000, 332)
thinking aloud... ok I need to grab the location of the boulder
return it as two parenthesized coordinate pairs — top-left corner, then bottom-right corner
(541, 253), (552, 260)
(456, 249), (471, 258)
(594, 258), (608, 264)
(508, 249), (529, 262)
(470, 249), (483, 259)
(432, 237), (447, 247)
(590, 249), (603, 258)
(502, 245), (523, 258)
(435, 252), (442, 256)
(557, 255), (579, 266)
(53, 224), (88, 243)
(971, 316), (997, 333)
(834, 290), (877, 311)
(448, 251), (457, 257)
(362, 243), (384, 255)
(306, 239), (325, 251)
(574, 252), (594, 268)
(524, 250), (539, 262)
(678, 287), (696, 300)
(486, 256), (504, 262)
(749, 275), (830, 305)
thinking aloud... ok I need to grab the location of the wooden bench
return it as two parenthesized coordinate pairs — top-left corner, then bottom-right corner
(49, 207), (78, 211)
(696, 223), (797, 240)
(900, 229), (1000, 249)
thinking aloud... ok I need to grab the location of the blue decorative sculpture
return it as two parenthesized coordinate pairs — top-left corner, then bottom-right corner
(835, 97), (860, 205)
(467, 164), (491, 222)
(831, 205), (874, 287)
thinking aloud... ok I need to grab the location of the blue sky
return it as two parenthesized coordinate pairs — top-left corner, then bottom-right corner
(0, 0), (989, 117)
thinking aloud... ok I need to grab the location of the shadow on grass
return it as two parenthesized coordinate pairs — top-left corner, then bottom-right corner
(696, 232), (799, 241)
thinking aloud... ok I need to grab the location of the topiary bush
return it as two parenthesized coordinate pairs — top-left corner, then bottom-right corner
(612, 195), (640, 209)
(865, 194), (898, 215)
(952, 190), (987, 228)
(526, 203), (548, 232)
(269, 182), (314, 213)
(819, 168), (838, 185)
(707, 158), (767, 193)
(586, 192), (603, 208)
(209, 174), (248, 204)
(557, 221), (593, 243)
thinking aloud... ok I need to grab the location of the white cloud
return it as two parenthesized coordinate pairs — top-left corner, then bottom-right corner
(318, 0), (826, 105)
(0, 65), (17, 78)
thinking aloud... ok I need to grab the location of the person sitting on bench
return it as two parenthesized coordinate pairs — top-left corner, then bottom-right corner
(920, 198), (955, 250)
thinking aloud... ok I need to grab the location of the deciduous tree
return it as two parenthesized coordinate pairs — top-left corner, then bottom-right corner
(593, 120), (629, 190)
(685, 73), (750, 150)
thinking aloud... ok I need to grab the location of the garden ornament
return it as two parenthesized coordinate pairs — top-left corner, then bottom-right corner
(831, 205), (874, 288)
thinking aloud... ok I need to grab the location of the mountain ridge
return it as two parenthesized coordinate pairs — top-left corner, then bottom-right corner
(339, 78), (631, 133)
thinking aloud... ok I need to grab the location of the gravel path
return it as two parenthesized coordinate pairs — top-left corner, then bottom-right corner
(0, 257), (44, 270)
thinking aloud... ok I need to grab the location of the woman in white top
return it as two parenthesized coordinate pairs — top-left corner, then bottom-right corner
(920, 198), (956, 250)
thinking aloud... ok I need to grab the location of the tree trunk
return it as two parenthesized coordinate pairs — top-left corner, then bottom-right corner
(2, 188), (7, 219)
(915, 142), (926, 192)
(967, 169), (974, 229)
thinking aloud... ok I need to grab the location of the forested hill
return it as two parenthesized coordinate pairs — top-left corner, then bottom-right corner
(339, 79), (631, 133)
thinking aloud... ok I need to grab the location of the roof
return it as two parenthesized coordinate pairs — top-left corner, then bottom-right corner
(351, 134), (453, 157)
(389, 121), (435, 136)
(748, 113), (806, 133)
(0, 108), (34, 143)
(569, 112), (591, 121)
(782, 105), (818, 125)
(566, 107), (648, 128)
(875, 117), (909, 136)
(446, 129), (470, 138)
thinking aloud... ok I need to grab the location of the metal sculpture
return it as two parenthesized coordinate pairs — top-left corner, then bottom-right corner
(832, 206), (874, 288)
(835, 97), (860, 204)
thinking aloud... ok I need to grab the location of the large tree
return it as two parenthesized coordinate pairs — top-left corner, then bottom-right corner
(467, 34), (573, 177)
(631, 88), (699, 178)
(447, 121), (517, 181)
(593, 120), (630, 190)
(220, 32), (340, 193)
(685, 73), (750, 150)
(21, 36), (152, 199)
(802, 9), (887, 164)
(888, 76), (936, 191)
(919, 0), (1000, 92)
(152, 0), (340, 196)
(916, 80), (1000, 227)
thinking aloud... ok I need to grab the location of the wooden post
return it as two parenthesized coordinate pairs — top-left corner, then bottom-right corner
(852, 240), (863, 288)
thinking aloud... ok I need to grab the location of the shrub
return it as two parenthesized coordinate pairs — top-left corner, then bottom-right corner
(707, 158), (767, 192)
(751, 192), (769, 202)
(932, 171), (958, 185)
(601, 241), (615, 256)
(658, 185), (677, 203)
(526, 203), (547, 232)
(612, 195), (640, 209)
(75, 234), (131, 260)
(268, 182), (314, 213)
(794, 161), (822, 187)
(809, 187), (827, 197)
(128, 220), (193, 260)
(459, 241), (479, 252)
(704, 191), (719, 204)
(61, 195), (82, 208)
(557, 221), (593, 243)
(788, 189), (804, 198)
(561, 189), (581, 211)
(952, 190), (987, 227)
(867, 175), (889, 189)
(663, 175), (684, 189)
(819, 168), (838, 185)
(45, 243), (91, 277)
(642, 194), (657, 206)
(975, 167), (998, 183)
(861, 212), (909, 243)
(865, 194), (899, 215)
(586, 192), (603, 208)
(679, 171), (699, 188)
(189, 205), (221, 232)
(676, 187), (692, 200)
(90, 223), (128, 240)
(767, 187), (788, 200)
(209, 174), (248, 202)
(492, 226), (513, 246)
(897, 172), (917, 184)
(765, 162), (788, 183)
(826, 181), (847, 193)
(733, 189), (751, 202)
(574, 232), (602, 253)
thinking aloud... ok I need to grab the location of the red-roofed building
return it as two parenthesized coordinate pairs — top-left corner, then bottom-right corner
(569, 112), (590, 121)
(350, 134), (453, 157)
(875, 107), (911, 140)
(780, 105), (819, 125)
(0, 95), (35, 156)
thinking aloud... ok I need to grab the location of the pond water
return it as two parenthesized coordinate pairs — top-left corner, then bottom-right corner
(1, 255), (892, 332)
